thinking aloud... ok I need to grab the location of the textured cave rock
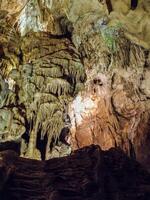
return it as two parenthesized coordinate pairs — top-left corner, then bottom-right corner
(0, 29), (86, 160)
(1, 0), (150, 48)
(69, 31), (150, 169)
(0, 9), (86, 160)
(0, 145), (150, 200)
(0, 0), (150, 170)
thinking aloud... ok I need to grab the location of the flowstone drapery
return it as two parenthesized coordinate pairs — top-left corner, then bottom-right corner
(0, 0), (150, 169)
(0, 13), (86, 160)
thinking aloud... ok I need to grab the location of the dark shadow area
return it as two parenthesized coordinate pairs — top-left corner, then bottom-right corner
(131, 0), (138, 10)
(0, 141), (20, 154)
(0, 145), (150, 200)
(36, 131), (48, 161)
(106, 0), (113, 13)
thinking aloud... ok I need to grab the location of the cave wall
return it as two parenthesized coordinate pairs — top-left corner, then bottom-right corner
(0, 0), (150, 169)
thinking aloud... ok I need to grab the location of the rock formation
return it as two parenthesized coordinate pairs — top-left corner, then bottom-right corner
(0, 0), (150, 170)
(0, 145), (150, 200)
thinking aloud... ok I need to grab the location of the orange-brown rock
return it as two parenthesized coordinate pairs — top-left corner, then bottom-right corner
(69, 73), (120, 150)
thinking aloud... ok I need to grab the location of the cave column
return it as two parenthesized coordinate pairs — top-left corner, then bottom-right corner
(25, 128), (41, 160)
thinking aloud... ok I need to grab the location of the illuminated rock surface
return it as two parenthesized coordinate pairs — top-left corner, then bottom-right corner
(0, 0), (150, 172)
(0, 0), (150, 199)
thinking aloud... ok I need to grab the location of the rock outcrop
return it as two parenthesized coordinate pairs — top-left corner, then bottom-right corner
(0, 28), (86, 160)
(0, 0), (150, 170)
(0, 145), (150, 200)
(69, 38), (150, 169)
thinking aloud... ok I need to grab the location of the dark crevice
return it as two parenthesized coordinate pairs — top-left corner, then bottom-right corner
(18, 48), (23, 64)
(0, 44), (5, 59)
(106, 0), (113, 14)
(48, 33), (72, 40)
(36, 130), (48, 161)
(144, 50), (149, 68)
(131, 0), (138, 10)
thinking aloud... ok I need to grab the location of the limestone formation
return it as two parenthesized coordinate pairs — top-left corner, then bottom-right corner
(0, 0), (150, 171)
(0, 15), (86, 160)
